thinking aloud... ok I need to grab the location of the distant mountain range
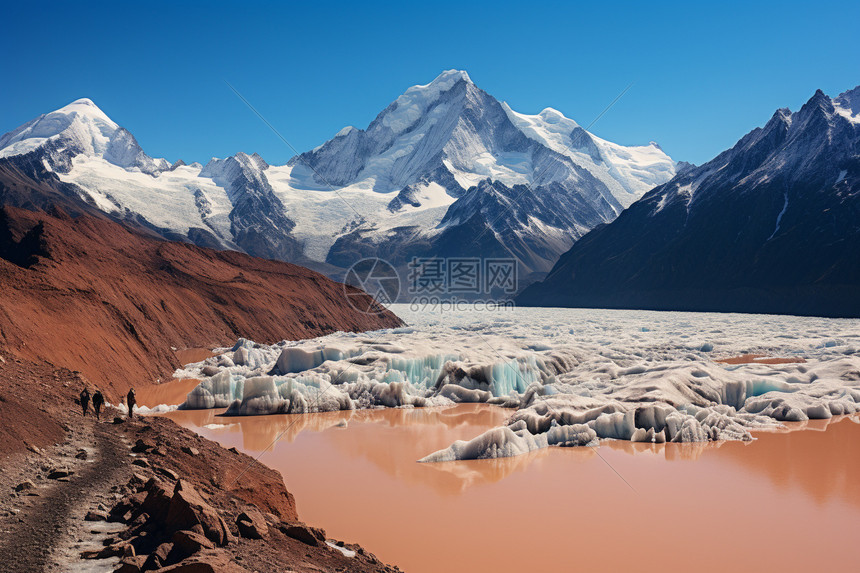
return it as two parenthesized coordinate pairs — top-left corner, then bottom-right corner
(6, 73), (856, 317)
(519, 86), (860, 317)
(0, 71), (676, 282)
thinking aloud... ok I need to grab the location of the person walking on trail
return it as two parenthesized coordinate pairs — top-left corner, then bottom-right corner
(127, 388), (136, 419)
(92, 390), (104, 421)
(79, 388), (90, 416)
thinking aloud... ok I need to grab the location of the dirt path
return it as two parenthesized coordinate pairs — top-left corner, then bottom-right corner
(0, 413), (132, 573)
(0, 356), (400, 573)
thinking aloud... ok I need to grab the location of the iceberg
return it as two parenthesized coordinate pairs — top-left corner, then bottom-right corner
(172, 305), (860, 459)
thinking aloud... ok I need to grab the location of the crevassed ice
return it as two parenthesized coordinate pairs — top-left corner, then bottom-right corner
(176, 306), (860, 460)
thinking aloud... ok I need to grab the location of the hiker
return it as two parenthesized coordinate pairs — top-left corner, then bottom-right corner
(92, 390), (104, 421)
(79, 388), (90, 416)
(127, 388), (136, 419)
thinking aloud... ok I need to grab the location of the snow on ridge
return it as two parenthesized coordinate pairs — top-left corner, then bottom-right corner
(502, 102), (581, 152)
(265, 165), (457, 261)
(335, 125), (358, 137)
(54, 98), (118, 127)
(381, 69), (472, 133)
(58, 154), (234, 238)
(766, 192), (789, 241)
(833, 86), (860, 125)
(411, 69), (473, 91)
(502, 101), (675, 206)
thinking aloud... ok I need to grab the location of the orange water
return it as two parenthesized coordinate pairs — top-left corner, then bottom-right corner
(174, 348), (217, 365)
(160, 402), (860, 573)
(137, 378), (201, 408)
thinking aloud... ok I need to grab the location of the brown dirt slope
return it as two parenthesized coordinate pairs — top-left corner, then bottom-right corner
(0, 357), (398, 573)
(0, 206), (402, 401)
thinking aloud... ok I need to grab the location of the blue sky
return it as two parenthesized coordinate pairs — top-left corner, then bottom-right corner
(4, 0), (859, 166)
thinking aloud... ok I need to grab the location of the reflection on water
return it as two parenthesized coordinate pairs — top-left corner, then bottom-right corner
(166, 404), (518, 495)
(165, 402), (858, 498)
(161, 404), (860, 573)
(137, 378), (201, 409)
(714, 416), (860, 508)
(169, 403), (509, 452)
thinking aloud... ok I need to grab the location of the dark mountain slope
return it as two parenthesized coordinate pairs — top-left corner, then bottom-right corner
(518, 86), (860, 317)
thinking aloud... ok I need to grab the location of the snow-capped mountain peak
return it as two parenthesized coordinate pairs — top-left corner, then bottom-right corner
(0, 97), (170, 175)
(519, 83), (860, 316)
(0, 70), (678, 283)
(415, 69), (473, 90)
(334, 125), (358, 138)
(56, 98), (116, 123)
(378, 69), (473, 133)
(0, 97), (118, 160)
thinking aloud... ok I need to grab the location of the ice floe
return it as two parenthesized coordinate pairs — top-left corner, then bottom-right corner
(174, 305), (860, 460)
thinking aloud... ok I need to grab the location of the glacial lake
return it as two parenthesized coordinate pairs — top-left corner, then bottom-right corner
(159, 404), (860, 573)
(144, 305), (860, 572)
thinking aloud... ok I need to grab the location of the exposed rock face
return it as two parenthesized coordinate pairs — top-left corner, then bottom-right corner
(166, 480), (232, 546)
(278, 522), (327, 547)
(103, 127), (169, 175)
(172, 529), (215, 556)
(235, 508), (268, 540)
(327, 177), (614, 277)
(200, 153), (302, 261)
(52, 415), (402, 572)
(15, 480), (36, 492)
(519, 85), (860, 317)
(152, 550), (250, 572)
(0, 206), (402, 399)
(0, 155), (90, 213)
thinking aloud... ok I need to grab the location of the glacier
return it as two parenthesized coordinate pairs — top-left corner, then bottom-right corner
(173, 305), (860, 461)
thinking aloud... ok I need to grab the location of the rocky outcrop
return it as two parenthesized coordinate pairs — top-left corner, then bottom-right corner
(278, 522), (327, 547)
(165, 480), (233, 546)
(82, 418), (401, 572)
(235, 508), (268, 540)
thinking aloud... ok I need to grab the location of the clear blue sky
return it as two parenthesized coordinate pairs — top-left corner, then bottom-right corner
(4, 0), (859, 166)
